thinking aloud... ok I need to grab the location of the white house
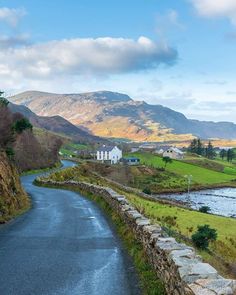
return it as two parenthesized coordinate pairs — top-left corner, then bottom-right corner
(97, 146), (122, 164)
(163, 147), (184, 160)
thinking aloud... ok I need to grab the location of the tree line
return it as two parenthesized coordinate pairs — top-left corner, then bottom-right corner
(0, 91), (33, 157)
(188, 138), (235, 162)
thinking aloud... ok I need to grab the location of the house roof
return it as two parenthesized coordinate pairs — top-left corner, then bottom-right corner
(97, 145), (117, 152)
(123, 157), (140, 161)
(165, 147), (184, 154)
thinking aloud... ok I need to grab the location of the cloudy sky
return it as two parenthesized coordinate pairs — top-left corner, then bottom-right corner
(1, 0), (236, 122)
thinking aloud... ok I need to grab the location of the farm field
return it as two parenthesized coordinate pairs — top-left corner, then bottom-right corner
(129, 152), (236, 185)
(60, 143), (90, 157)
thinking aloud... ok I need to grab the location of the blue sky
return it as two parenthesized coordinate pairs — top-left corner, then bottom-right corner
(1, 0), (236, 122)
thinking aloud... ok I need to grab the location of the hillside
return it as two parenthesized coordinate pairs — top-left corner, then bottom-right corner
(9, 103), (104, 144)
(0, 101), (62, 172)
(10, 90), (236, 141)
(0, 152), (29, 222)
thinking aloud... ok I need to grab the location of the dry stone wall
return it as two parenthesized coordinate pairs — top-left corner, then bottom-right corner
(37, 178), (236, 295)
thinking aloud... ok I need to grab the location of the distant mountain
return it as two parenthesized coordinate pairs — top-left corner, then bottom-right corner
(9, 102), (104, 144)
(10, 90), (236, 141)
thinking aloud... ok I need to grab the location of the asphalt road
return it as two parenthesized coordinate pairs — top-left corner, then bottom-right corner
(0, 161), (140, 295)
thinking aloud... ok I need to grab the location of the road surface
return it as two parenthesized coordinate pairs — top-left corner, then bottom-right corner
(0, 161), (140, 295)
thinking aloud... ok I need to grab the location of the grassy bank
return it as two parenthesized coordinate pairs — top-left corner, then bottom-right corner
(129, 152), (236, 185)
(44, 165), (236, 278)
(36, 181), (166, 295)
(0, 203), (30, 224)
(20, 161), (62, 176)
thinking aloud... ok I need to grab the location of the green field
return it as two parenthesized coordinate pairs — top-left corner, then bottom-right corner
(60, 143), (90, 157)
(129, 152), (236, 185)
(184, 154), (236, 176)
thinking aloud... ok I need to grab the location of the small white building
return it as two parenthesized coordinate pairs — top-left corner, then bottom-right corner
(163, 147), (184, 160)
(139, 143), (157, 151)
(97, 146), (122, 164)
(131, 147), (140, 153)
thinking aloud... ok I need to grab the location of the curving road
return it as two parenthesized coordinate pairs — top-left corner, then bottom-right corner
(0, 161), (140, 295)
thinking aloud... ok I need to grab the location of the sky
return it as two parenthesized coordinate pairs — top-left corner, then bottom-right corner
(1, 0), (236, 122)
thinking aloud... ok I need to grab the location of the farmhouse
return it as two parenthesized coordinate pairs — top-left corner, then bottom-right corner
(163, 147), (184, 160)
(97, 145), (122, 164)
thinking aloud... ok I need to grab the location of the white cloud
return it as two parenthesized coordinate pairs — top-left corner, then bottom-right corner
(0, 34), (29, 48)
(0, 36), (177, 81)
(0, 7), (26, 27)
(191, 0), (236, 25)
(156, 10), (185, 36)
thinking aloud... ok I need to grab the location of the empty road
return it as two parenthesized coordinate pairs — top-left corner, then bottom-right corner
(0, 161), (140, 295)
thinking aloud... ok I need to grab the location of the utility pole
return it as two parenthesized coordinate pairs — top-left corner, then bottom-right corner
(184, 174), (192, 197)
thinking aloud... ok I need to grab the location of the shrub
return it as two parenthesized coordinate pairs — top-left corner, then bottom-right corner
(162, 156), (172, 168)
(142, 187), (151, 195)
(199, 206), (211, 214)
(192, 225), (217, 249)
(13, 118), (33, 134)
(0, 91), (9, 106)
(5, 147), (15, 158)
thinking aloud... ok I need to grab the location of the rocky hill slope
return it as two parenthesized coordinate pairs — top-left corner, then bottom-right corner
(9, 103), (103, 144)
(10, 90), (236, 141)
(0, 152), (29, 223)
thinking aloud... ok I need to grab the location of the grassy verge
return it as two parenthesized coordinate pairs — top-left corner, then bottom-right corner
(128, 153), (236, 188)
(37, 181), (166, 295)
(20, 161), (62, 176)
(0, 202), (31, 224)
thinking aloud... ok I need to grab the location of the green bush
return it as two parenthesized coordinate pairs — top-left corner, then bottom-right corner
(199, 206), (211, 214)
(142, 187), (152, 195)
(5, 147), (15, 158)
(13, 118), (33, 134)
(192, 225), (217, 249)
(0, 91), (9, 106)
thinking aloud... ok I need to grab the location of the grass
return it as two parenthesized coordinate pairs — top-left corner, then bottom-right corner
(60, 143), (90, 158)
(184, 154), (236, 176)
(20, 161), (62, 176)
(67, 143), (90, 150)
(129, 152), (236, 185)
(0, 201), (30, 224)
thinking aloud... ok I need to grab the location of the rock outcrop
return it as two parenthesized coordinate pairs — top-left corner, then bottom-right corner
(0, 152), (29, 223)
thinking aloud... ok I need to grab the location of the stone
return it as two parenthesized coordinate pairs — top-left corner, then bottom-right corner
(179, 262), (218, 284)
(150, 233), (162, 243)
(170, 249), (196, 259)
(136, 218), (150, 226)
(195, 278), (236, 295)
(189, 283), (215, 295)
(156, 238), (188, 253)
(121, 204), (135, 212)
(143, 224), (162, 234)
(126, 210), (143, 220)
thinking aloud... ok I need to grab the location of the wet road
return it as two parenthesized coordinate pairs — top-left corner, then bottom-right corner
(0, 161), (140, 295)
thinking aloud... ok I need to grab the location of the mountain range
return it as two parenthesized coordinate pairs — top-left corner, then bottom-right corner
(10, 90), (236, 142)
